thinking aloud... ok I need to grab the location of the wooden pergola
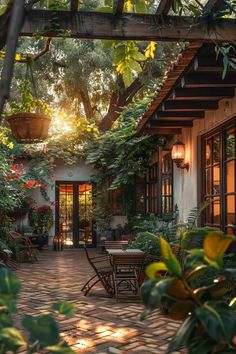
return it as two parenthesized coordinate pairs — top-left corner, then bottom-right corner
(0, 0), (235, 128)
(137, 41), (236, 135)
(22, 0), (236, 43)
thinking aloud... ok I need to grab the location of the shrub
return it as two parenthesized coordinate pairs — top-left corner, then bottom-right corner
(29, 205), (53, 236)
(142, 231), (236, 353)
(128, 231), (161, 264)
(180, 226), (220, 251)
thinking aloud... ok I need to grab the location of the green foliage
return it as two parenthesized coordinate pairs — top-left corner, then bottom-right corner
(181, 226), (220, 251)
(128, 231), (161, 261)
(0, 268), (75, 353)
(86, 103), (164, 190)
(215, 44), (236, 80)
(142, 232), (236, 353)
(52, 301), (76, 316)
(92, 185), (112, 235)
(10, 80), (51, 116)
(29, 205), (53, 236)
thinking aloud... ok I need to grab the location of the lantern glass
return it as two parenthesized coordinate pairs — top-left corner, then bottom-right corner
(171, 142), (185, 163)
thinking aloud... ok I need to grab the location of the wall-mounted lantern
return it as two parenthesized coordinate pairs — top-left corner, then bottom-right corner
(171, 139), (189, 171)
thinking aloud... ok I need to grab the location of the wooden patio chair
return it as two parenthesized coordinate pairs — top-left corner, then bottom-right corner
(104, 240), (128, 250)
(81, 245), (114, 296)
(111, 253), (145, 302)
(8, 231), (38, 263)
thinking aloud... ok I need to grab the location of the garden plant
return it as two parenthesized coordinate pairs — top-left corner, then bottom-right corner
(0, 267), (75, 354)
(142, 231), (236, 353)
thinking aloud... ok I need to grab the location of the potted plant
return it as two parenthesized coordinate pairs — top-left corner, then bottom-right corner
(28, 205), (53, 249)
(7, 80), (51, 143)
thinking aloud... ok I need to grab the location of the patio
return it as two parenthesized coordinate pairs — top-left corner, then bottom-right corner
(16, 249), (182, 354)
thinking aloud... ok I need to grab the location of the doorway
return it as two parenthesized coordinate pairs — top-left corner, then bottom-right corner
(55, 181), (94, 247)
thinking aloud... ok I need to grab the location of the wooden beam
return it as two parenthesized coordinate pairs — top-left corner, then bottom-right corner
(149, 120), (193, 127)
(156, 0), (172, 15)
(163, 100), (218, 111)
(153, 111), (205, 119)
(21, 11), (236, 42)
(171, 87), (235, 100)
(150, 117), (194, 122)
(113, 0), (125, 15)
(182, 73), (236, 88)
(70, 0), (78, 12)
(144, 128), (182, 135)
(193, 57), (234, 72)
(0, 0), (25, 115)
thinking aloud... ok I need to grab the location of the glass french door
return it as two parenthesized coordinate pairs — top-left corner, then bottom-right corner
(55, 182), (94, 247)
(202, 117), (236, 234)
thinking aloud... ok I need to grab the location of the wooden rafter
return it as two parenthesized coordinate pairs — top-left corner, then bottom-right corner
(172, 87), (235, 100)
(149, 120), (193, 127)
(113, 0), (125, 15)
(70, 0), (78, 12)
(144, 128), (182, 135)
(21, 11), (236, 42)
(156, 0), (172, 15)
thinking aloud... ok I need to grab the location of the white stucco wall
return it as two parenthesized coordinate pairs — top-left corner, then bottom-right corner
(174, 90), (236, 221)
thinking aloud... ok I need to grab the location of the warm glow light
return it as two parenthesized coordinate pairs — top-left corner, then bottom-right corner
(171, 139), (189, 171)
(171, 141), (185, 162)
(111, 331), (124, 338)
(74, 339), (93, 350)
(65, 240), (73, 246)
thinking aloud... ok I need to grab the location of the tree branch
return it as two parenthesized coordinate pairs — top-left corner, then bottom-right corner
(79, 87), (93, 120)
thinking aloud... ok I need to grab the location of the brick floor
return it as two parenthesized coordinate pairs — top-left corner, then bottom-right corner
(16, 249), (183, 353)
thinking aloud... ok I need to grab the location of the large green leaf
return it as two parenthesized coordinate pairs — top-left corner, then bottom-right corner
(141, 278), (174, 310)
(195, 301), (236, 343)
(22, 314), (59, 347)
(159, 237), (182, 277)
(204, 232), (234, 261)
(188, 336), (217, 354)
(167, 315), (196, 353)
(0, 268), (21, 313)
(0, 327), (26, 352)
(145, 262), (168, 279)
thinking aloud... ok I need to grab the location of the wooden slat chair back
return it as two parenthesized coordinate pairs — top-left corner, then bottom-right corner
(8, 231), (38, 263)
(104, 240), (128, 250)
(81, 245), (114, 296)
(111, 253), (145, 301)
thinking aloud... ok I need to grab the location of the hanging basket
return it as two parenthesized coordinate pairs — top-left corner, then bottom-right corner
(7, 112), (51, 143)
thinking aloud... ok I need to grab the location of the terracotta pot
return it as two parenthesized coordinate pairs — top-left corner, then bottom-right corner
(8, 112), (51, 143)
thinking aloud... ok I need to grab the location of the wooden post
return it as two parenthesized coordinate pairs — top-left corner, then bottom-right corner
(0, 0), (25, 116)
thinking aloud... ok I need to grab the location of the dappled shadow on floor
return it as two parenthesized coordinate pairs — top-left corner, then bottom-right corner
(16, 249), (183, 353)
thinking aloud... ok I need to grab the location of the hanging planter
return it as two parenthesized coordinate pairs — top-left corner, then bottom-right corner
(7, 80), (51, 144)
(8, 112), (51, 143)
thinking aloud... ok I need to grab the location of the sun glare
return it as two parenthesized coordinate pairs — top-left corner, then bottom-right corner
(49, 109), (77, 137)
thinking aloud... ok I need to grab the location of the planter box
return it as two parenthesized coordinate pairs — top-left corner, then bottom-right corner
(8, 113), (51, 143)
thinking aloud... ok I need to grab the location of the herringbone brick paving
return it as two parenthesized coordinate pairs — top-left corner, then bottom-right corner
(16, 249), (183, 353)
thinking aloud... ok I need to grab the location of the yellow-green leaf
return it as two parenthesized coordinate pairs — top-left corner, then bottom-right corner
(145, 262), (169, 279)
(160, 237), (182, 277)
(204, 232), (234, 261)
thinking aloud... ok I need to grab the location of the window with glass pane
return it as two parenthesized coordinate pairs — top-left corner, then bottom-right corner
(56, 182), (94, 247)
(147, 163), (158, 214)
(225, 126), (236, 232)
(161, 151), (173, 217)
(202, 119), (236, 233)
